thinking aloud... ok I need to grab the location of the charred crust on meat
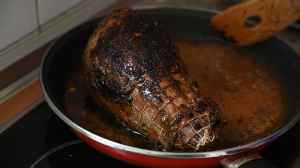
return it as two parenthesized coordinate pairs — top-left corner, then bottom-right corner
(196, 97), (221, 127)
(85, 8), (180, 101)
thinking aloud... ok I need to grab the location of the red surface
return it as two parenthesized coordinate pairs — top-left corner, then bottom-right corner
(75, 131), (269, 168)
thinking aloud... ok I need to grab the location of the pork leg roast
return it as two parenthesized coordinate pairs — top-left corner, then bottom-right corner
(82, 8), (220, 151)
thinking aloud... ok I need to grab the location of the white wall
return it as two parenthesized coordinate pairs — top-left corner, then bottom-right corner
(0, 0), (37, 50)
(0, 0), (83, 52)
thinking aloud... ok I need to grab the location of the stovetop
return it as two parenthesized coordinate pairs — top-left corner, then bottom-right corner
(1, 103), (300, 168)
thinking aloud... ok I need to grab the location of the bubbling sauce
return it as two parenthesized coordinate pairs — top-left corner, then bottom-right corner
(64, 40), (286, 151)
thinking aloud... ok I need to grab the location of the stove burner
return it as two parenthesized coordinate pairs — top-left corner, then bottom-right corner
(30, 140), (81, 168)
(29, 140), (135, 168)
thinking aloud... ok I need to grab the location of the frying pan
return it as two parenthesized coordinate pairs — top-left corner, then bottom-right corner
(41, 8), (300, 168)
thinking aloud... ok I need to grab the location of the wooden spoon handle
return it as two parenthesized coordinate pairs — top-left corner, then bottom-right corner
(211, 0), (300, 46)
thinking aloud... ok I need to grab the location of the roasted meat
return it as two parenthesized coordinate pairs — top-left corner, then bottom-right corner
(83, 8), (220, 151)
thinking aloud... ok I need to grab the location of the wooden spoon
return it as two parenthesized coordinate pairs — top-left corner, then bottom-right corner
(211, 0), (300, 46)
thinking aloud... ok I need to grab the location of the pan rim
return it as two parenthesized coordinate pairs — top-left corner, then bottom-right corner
(40, 7), (300, 159)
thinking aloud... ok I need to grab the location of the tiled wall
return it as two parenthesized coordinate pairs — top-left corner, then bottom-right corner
(0, 0), (38, 50)
(0, 0), (83, 52)
(38, 0), (82, 25)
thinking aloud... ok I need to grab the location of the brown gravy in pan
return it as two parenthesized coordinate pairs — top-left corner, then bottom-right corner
(64, 40), (287, 151)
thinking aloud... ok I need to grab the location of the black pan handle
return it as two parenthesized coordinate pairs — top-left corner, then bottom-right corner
(221, 153), (278, 168)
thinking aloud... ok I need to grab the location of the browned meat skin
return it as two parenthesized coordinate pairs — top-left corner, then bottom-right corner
(83, 8), (220, 151)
